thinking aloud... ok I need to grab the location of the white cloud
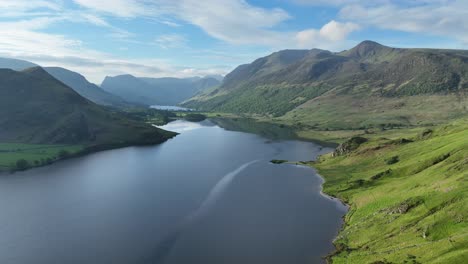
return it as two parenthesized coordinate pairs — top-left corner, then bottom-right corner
(71, 0), (359, 49)
(339, 1), (468, 44)
(319, 20), (360, 42)
(168, 0), (291, 45)
(0, 15), (228, 83)
(72, 0), (150, 18)
(155, 34), (187, 49)
(160, 20), (181, 27)
(0, 0), (61, 11)
(296, 20), (360, 48)
(294, 0), (365, 6)
(0, 0), (361, 83)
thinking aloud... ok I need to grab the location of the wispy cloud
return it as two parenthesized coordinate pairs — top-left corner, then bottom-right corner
(339, 1), (468, 44)
(5, 0), (463, 84)
(294, 0), (468, 45)
(71, 0), (151, 18)
(0, 0), (231, 82)
(71, 0), (359, 49)
(155, 34), (187, 49)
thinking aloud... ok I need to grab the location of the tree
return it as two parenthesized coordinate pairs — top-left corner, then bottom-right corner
(15, 159), (29, 170)
(58, 149), (70, 159)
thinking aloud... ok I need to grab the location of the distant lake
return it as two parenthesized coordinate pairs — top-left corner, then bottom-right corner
(0, 120), (346, 264)
(150, 105), (192, 111)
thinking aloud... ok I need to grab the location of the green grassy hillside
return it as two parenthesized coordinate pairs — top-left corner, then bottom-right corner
(0, 67), (176, 171)
(312, 119), (468, 263)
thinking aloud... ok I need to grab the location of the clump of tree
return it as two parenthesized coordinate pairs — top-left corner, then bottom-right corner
(58, 149), (70, 159)
(270, 159), (288, 164)
(370, 169), (392, 180)
(386, 155), (400, 165)
(15, 159), (30, 171)
(184, 113), (206, 122)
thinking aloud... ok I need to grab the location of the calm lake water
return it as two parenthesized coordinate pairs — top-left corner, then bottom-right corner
(0, 120), (346, 264)
(150, 105), (192, 111)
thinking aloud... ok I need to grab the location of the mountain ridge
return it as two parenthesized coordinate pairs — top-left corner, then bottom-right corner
(101, 74), (221, 105)
(44, 67), (133, 108)
(183, 41), (468, 128)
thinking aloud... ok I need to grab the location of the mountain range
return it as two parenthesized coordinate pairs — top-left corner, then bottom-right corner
(44, 67), (133, 108)
(0, 67), (174, 145)
(183, 41), (468, 129)
(0, 57), (221, 108)
(101, 74), (221, 106)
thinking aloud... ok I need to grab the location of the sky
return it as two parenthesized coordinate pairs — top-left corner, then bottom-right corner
(0, 0), (467, 83)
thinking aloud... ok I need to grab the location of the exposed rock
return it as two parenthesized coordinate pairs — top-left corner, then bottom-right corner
(333, 137), (368, 156)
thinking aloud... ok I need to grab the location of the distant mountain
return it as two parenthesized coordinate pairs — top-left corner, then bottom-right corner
(0, 67), (174, 145)
(101, 75), (221, 105)
(44, 67), (133, 108)
(0, 57), (38, 70)
(205, 74), (224, 82)
(183, 41), (468, 128)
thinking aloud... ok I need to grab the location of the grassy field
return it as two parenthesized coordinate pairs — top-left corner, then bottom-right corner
(312, 119), (468, 263)
(0, 143), (83, 171)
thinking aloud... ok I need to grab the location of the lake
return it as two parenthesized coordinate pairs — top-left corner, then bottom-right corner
(150, 105), (192, 111)
(0, 120), (347, 264)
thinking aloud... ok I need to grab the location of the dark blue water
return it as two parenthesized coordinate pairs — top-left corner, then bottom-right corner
(0, 120), (346, 264)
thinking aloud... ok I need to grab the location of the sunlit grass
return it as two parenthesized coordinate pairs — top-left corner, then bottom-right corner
(313, 118), (468, 263)
(0, 143), (83, 171)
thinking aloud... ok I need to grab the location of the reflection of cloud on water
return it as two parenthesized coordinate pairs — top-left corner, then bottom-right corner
(155, 120), (209, 133)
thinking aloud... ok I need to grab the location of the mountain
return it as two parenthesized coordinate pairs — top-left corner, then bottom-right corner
(44, 67), (133, 108)
(101, 75), (221, 105)
(0, 67), (174, 145)
(183, 41), (468, 129)
(0, 57), (38, 70)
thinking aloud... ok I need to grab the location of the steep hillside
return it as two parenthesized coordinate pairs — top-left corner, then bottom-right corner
(184, 41), (468, 128)
(101, 74), (221, 105)
(314, 119), (468, 263)
(44, 67), (133, 108)
(0, 67), (175, 145)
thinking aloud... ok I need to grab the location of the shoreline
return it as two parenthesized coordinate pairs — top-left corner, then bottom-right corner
(0, 133), (177, 174)
(271, 155), (350, 264)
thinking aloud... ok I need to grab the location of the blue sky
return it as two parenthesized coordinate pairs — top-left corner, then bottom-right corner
(0, 0), (467, 83)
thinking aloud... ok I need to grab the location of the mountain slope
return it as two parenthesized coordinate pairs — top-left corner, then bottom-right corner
(315, 119), (468, 263)
(44, 67), (132, 108)
(183, 41), (468, 128)
(101, 74), (221, 105)
(0, 67), (175, 145)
